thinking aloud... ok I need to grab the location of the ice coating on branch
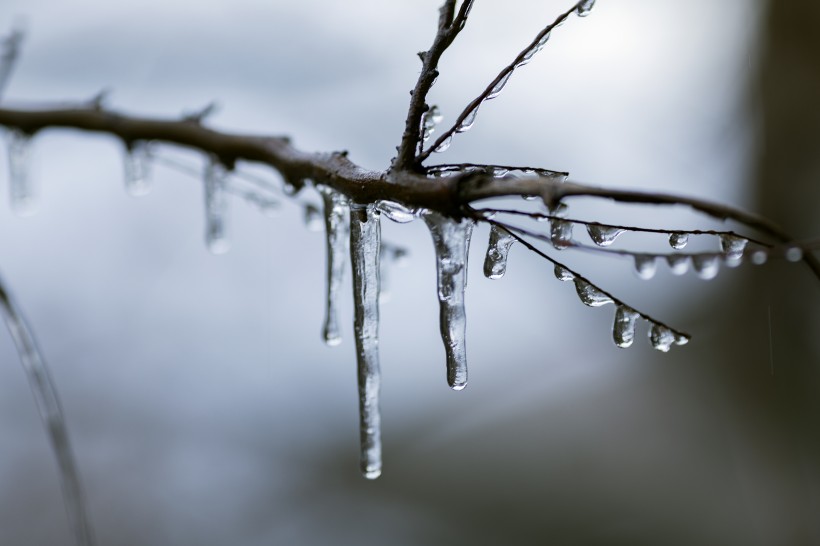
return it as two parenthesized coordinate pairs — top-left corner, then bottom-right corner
(483, 225), (516, 279)
(6, 129), (35, 216)
(613, 305), (639, 348)
(304, 204), (324, 232)
(649, 323), (675, 352)
(421, 105), (443, 142)
(633, 254), (657, 280)
(669, 232), (689, 250)
(456, 105), (479, 133)
(719, 234), (747, 263)
(349, 204), (382, 479)
(376, 200), (418, 223)
(692, 254), (719, 280)
(575, 0), (597, 17)
(319, 186), (349, 346)
(666, 254), (690, 276)
(554, 264), (575, 281)
(574, 278), (613, 307)
(551, 218), (573, 250)
(203, 158), (230, 254)
(517, 31), (552, 68)
(487, 71), (512, 100)
(434, 135), (453, 153)
(423, 211), (474, 390)
(123, 141), (152, 197)
(586, 224), (624, 247)
(0, 278), (95, 545)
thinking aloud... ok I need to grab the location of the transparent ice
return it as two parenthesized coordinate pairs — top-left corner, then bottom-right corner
(586, 224), (624, 247)
(691, 254), (720, 280)
(203, 158), (230, 254)
(668, 232), (689, 250)
(123, 141), (152, 197)
(666, 254), (690, 276)
(318, 186), (349, 346)
(613, 305), (639, 348)
(550, 218), (573, 250)
(633, 254), (657, 280)
(574, 278), (613, 307)
(483, 225), (516, 279)
(575, 0), (597, 17)
(649, 323), (676, 352)
(7, 129), (36, 216)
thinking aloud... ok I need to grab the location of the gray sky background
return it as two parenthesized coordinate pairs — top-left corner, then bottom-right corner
(2, 1), (800, 545)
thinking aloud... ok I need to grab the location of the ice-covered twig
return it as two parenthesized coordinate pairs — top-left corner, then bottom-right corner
(0, 275), (95, 546)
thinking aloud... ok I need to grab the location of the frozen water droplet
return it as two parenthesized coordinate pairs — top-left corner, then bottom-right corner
(421, 105), (442, 142)
(483, 225), (516, 279)
(719, 234), (747, 261)
(613, 305), (639, 348)
(649, 323), (675, 352)
(6, 130), (36, 216)
(574, 278), (614, 307)
(349, 204), (383, 479)
(550, 201), (569, 218)
(423, 211), (474, 390)
(674, 333), (690, 346)
(668, 232), (689, 250)
(575, 0), (597, 17)
(554, 264), (575, 282)
(304, 204), (324, 232)
(666, 254), (690, 276)
(376, 200), (417, 223)
(691, 254), (720, 280)
(633, 254), (657, 280)
(751, 250), (768, 265)
(785, 246), (803, 262)
(123, 141), (152, 196)
(586, 224), (624, 247)
(434, 135), (453, 153)
(456, 105), (479, 133)
(486, 71), (512, 100)
(203, 158), (230, 254)
(492, 167), (509, 177)
(550, 218), (573, 250)
(318, 186), (349, 346)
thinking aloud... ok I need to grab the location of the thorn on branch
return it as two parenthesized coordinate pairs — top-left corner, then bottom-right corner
(183, 101), (220, 124)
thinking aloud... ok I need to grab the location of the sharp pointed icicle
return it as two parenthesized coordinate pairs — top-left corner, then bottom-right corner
(574, 278), (613, 307)
(319, 186), (349, 346)
(349, 204), (383, 479)
(575, 0), (597, 17)
(423, 211), (474, 391)
(203, 157), (230, 254)
(633, 254), (657, 280)
(483, 225), (515, 279)
(123, 141), (152, 197)
(613, 305), (639, 348)
(586, 224), (624, 247)
(668, 232), (689, 250)
(692, 254), (719, 280)
(6, 129), (36, 216)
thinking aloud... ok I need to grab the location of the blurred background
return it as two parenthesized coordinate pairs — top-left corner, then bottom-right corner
(0, 0), (818, 544)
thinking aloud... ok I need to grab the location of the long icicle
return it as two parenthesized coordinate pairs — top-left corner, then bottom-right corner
(0, 274), (95, 546)
(423, 211), (474, 390)
(318, 185), (349, 346)
(349, 204), (382, 479)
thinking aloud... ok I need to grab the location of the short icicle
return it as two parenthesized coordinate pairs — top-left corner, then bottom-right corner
(423, 211), (474, 391)
(203, 157), (230, 254)
(575, 0), (597, 17)
(7, 129), (36, 216)
(483, 225), (515, 279)
(349, 204), (383, 479)
(123, 141), (152, 197)
(319, 186), (349, 346)
(613, 305), (639, 348)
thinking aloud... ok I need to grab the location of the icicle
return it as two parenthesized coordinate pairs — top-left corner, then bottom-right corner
(691, 254), (719, 280)
(483, 225), (515, 279)
(668, 232), (689, 250)
(376, 200), (418, 224)
(719, 234), (747, 262)
(666, 254), (690, 276)
(613, 305), (639, 348)
(203, 157), (230, 254)
(550, 218), (573, 250)
(434, 135), (453, 153)
(349, 204), (382, 479)
(123, 141), (152, 197)
(554, 264), (575, 282)
(649, 323), (675, 352)
(455, 105), (479, 133)
(633, 254), (657, 280)
(586, 224), (624, 247)
(575, 0), (597, 17)
(421, 105), (442, 142)
(319, 186), (349, 346)
(486, 71), (512, 100)
(0, 277), (96, 545)
(423, 211), (474, 391)
(6, 129), (36, 216)
(574, 278), (613, 307)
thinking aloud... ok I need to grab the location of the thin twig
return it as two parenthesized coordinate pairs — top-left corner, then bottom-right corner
(0, 27), (24, 102)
